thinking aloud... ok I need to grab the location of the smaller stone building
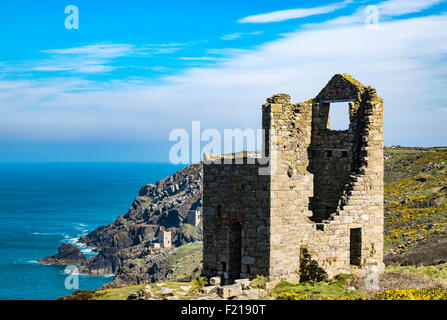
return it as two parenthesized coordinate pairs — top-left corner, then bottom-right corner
(186, 209), (202, 227)
(159, 230), (172, 248)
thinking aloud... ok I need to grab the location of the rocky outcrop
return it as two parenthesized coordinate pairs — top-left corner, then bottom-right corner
(105, 249), (173, 288)
(97, 243), (203, 289)
(79, 247), (122, 275)
(38, 244), (86, 265)
(79, 162), (203, 251)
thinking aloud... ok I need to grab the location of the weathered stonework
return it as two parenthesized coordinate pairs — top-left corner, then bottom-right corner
(202, 74), (384, 284)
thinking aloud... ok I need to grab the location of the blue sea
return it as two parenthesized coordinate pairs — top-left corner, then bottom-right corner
(0, 162), (183, 300)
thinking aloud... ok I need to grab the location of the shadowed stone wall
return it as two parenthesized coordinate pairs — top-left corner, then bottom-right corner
(202, 161), (270, 284)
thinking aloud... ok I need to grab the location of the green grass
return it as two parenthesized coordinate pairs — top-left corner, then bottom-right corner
(166, 242), (202, 281)
(271, 274), (364, 299)
(179, 223), (202, 239)
(386, 263), (447, 282)
(93, 281), (202, 300)
(250, 275), (268, 289)
(93, 284), (147, 300)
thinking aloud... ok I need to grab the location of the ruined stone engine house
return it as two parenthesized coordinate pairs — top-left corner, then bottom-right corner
(202, 74), (384, 284)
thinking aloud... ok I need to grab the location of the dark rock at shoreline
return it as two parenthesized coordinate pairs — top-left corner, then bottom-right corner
(38, 244), (86, 265)
(79, 247), (122, 275)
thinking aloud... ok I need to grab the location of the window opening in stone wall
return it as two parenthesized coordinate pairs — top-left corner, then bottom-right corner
(350, 228), (362, 266)
(326, 150), (332, 157)
(329, 102), (350, 130)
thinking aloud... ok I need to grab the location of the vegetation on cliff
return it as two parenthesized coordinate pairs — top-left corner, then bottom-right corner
(384, 146), (447, 258)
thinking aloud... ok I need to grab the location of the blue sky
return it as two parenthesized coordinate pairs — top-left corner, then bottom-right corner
(0, 0), (446, 162)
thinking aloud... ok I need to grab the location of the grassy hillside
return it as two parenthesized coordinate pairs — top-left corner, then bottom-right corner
(384, 146), (447, 251)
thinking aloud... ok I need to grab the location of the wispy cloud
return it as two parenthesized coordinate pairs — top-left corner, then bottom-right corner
(2, 43), (185, 75)
(238, 0), (353, 23)
(42, 44), (136, 58)
(207, 48), (251, 56)
(142, 43), (187, 54)
(220, 31), (263, 40)
(378, 0), (445, 16)
(178, 57), (222, 61)
(306, 0), (446, 28)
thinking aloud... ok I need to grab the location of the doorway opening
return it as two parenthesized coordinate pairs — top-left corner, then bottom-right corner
(350, 228), (362, 266)
(229, 222), (242, 281)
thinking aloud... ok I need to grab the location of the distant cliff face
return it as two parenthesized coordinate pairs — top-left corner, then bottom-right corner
(79, 162), (203, 251)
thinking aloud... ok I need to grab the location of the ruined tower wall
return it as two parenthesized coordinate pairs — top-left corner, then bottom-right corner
(262, 81), (384, 281)
(305, 89), (384, 278)
(202, 162), (270, 283)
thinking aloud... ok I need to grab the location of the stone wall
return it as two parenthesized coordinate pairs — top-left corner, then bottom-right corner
(202, 160), (270, 284)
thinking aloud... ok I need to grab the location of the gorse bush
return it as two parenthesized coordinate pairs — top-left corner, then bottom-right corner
(277, 287), (447, 300)
(375, 287), (447, 300)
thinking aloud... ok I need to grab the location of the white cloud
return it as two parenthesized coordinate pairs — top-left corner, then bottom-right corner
(1, 11), (447, 147)
(2, 43), (185, 75)
(378, 0), (445, 16)
(238, 0), (353, 23)
(221, 33), (243, 40)
(42, 44), (136, 58)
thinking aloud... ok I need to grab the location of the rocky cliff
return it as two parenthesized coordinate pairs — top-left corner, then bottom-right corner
(39, 162), (204, 286)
